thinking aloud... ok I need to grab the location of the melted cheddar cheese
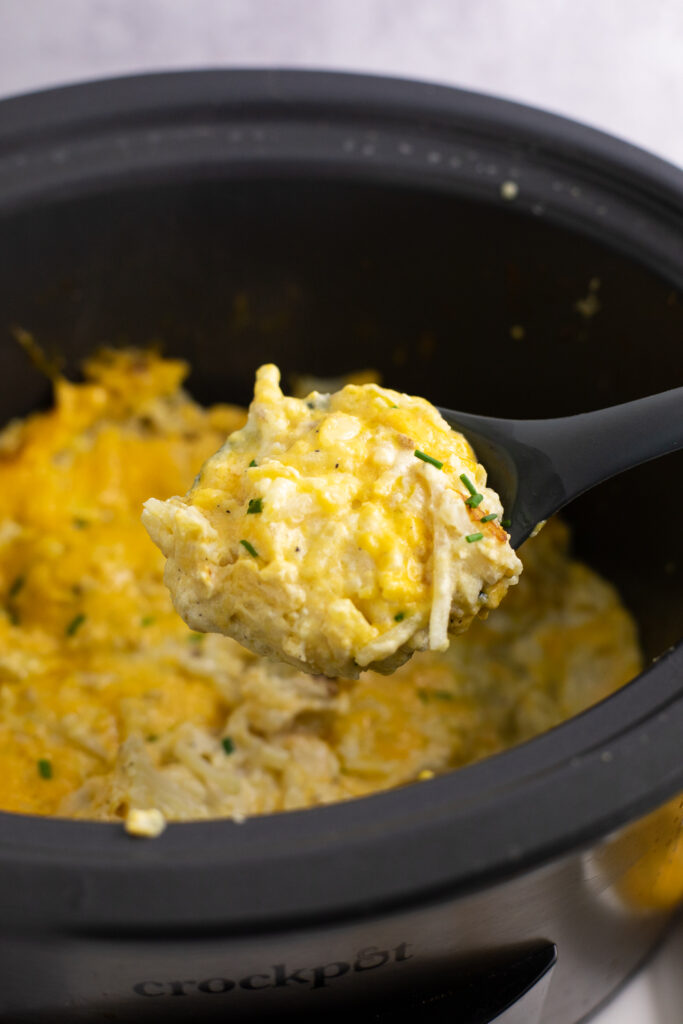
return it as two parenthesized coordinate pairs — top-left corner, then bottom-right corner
(0, 350), (643, 832)
(143, 364), (522, 677)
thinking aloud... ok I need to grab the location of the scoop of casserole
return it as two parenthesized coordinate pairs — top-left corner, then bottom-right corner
(143, 365), (522, 678)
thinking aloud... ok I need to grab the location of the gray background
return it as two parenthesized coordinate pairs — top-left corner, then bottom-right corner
(0, 3), (681, 1022)
(1, 0), (682, 168)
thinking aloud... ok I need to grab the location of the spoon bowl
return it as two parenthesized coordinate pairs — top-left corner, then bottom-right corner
(440, 386), (683, 548)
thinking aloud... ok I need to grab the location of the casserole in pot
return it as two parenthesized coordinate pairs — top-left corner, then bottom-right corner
(0, 70), (680, 1023)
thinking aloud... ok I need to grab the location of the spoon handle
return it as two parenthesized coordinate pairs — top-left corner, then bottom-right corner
(513, 384), (682, 508)
(448, 386), (682, 547)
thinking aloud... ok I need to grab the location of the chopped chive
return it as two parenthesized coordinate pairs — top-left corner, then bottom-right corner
(7, 608), (20, 626)
(66, 612), (86, 637)
(418, 688), (454, 704)
(72, 517), (89, 529)
(480, 513), (497, 523)
(466, 493), (484, 508)
(221, 736), (235, 755)
(37, 758), (52, 780)
(394, 612), (405, 622)
(502, 518), (511, 528)
(414, 450), (443, 470)
(459, 473), (477, 495)
(8, 575), (25, 599)
(247, 497), (263, 515)
(248, 459), (257, 468)
(146, 734), (158, 742)
(240, 539), (259, 558)
(140, 615), (155, 627)
(466, 532), (484, 543)
(188, 632), (204, 644)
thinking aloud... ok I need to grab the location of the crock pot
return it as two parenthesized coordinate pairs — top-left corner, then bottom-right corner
(0, 70), (681, 1024)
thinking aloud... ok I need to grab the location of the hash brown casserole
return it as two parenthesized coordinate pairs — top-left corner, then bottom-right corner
(0, 350), (642, 831)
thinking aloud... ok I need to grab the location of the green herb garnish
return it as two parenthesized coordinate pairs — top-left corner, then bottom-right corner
(465, 532), (484, 543)
(459, 473), (477, 495)
(414, 450), (443, 470)
(480, 513), (497, 523)
(188, 632), (204, 644)
(247, 498), (263, 515)
(141, 615), (155, 627)
(394, 612), (405, 622)
(66, 613), (86, 637)
(417, 688), (453, 703)
(502, 518), (511, 528)
(240, 539), (259, 558)
(146, 734), (159, 743)
(37, 758), (53, 780)
(7, 575), (24, 624)
(248, 459), (257, 468)
(466, 493), (484, 508)
(221, 736), (235, 755)
(72, 517), (89, 529)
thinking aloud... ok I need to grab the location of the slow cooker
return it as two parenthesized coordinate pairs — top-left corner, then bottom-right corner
(0, 70), (681, 1024)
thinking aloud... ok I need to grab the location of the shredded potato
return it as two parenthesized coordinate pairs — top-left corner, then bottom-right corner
(0, 350), (642, 827)
(143, 364), (522, 677)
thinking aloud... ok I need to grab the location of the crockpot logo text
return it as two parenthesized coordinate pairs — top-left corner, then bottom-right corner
(133, 942), (413, 997)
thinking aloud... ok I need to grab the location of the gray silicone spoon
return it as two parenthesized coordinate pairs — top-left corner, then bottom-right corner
(439, 386), (682, 548)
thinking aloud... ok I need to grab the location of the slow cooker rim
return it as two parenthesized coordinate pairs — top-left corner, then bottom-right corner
(0, 646), (680, 934)
(0, 69), (680, 933)
(1, 69), (681, 308)
(1, 65), (682, 190)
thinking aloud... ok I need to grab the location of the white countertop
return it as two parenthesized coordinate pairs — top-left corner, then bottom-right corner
(0, 3), (681, 1022)
(595, 922), (682, 1024)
